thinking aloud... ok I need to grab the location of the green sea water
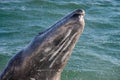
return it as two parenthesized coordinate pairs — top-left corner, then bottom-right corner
(0, 0), (120, 80)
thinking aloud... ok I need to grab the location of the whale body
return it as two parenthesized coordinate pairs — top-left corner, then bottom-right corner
(0, 9), (85, 80)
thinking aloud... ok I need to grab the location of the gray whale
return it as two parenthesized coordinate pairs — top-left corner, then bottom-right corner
(0, 9), (85, 80)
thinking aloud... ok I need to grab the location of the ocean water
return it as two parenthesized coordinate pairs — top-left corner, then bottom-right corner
(0, 0), (120, 80)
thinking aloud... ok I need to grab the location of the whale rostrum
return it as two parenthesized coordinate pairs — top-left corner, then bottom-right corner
(0, 9), (85, 80)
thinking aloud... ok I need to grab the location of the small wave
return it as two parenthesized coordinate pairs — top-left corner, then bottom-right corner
(80, 69), (103, 72)
(0, 7), (12, 10)
(0, 6), (27, 11)
(0, 0), (31, 3)
(0, 31), (19, 37)
(0, 0), (21, 3)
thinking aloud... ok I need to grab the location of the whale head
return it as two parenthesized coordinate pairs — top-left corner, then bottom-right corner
(27, 9), (85, 80)
(0, 9), (85, 80)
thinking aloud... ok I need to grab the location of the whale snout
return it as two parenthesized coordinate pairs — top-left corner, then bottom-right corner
(71, 9), (85, 18)
(75, 9), (85, 16)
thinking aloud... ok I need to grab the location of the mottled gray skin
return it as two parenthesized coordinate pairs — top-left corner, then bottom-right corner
(0, 9), (85, 80)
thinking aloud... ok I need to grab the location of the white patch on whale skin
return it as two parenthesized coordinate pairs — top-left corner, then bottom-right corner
(79, 15), (84, 22)
(46, 78), (49, 80)
(61, 51), (70, 62)
(40, 57), (46, 62)
(44, 47), (51, 53)
(30, 78), (36, 80)
(79, 15), (85, 31)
